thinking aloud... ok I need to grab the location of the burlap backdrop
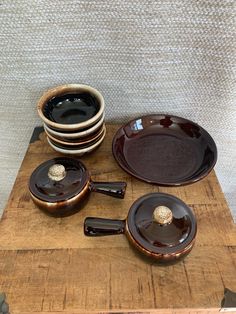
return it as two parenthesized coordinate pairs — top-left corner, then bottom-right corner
(0, 0), (235, 219)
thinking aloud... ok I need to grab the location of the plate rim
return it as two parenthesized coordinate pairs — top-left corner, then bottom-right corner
(112, 114), (218, 186)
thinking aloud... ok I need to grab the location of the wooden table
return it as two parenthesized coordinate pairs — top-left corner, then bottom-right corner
(0, 124), (236, 314)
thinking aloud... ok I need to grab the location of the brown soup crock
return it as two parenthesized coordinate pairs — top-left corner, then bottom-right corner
(84, 192), (197, 263)
(29, 157), (126, 217)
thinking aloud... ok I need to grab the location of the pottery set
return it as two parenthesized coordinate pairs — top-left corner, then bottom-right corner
(30, 84), (218, 263)
(37, 84), (106, 155)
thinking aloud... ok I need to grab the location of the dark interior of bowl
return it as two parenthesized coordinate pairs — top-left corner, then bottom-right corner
(43, 92), (100, 125)
(112, 115), (217, 185)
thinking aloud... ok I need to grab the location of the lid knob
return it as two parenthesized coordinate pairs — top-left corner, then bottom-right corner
(153, 206), (173, 225)
(48, 164), (66, 181)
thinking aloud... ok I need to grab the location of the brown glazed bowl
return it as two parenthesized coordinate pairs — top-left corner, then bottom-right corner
(37, 84), (105, 132)
(44, 124), (106, 147)
(84, 193), (197, 263)
(47, 128), (106, 156)
(43, 117), (104, 140)
(29, 157), (126, 217)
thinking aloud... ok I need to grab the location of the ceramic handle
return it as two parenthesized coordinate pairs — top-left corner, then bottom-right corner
(89, 181), (127, 199)
(84, 217), (126, 236)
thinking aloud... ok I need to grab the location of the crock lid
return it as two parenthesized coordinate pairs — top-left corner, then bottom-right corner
(29, 157), (90, 203)
(127, 193), (197, 256)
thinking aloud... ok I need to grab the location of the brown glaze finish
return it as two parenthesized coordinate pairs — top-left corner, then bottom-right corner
(90, 181), (127, 199)
(29, 157), (89, 203)
(37, 84), (105, 131)
(44, 123), (105, 143)
(46, 113), (104, 135)
(45, 125), (105, 149)
(43, 113), (105, 141)
(126, 226), (195, 263)
(84, 217), (126, 236)
(30, 182), (90, 217)
(29, 157), (127, 217)
(112, 114), (217, 186)
(84, 192), (197, 262)
(47, 129), (106, 156)
(43, 92), (99, 125)
(126, 193), (197, 261)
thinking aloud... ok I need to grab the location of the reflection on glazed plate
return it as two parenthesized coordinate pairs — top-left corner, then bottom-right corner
(112, 114), (217, 186)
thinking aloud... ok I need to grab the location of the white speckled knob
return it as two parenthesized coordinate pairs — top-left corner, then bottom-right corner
(48, 164), (66, 181)
(153, 206), (173, 225)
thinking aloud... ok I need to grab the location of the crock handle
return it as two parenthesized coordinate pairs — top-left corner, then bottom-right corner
(84, 217), (126, 236)
(89, 181), (127, 199)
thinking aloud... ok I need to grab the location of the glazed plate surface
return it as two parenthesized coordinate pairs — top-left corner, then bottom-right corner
(112, 115), (217, 186)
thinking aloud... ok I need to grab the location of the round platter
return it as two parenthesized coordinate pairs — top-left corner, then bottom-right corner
(112, 114), (217, 186)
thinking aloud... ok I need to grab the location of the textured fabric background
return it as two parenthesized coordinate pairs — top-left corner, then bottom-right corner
(0, 0), (235, 219)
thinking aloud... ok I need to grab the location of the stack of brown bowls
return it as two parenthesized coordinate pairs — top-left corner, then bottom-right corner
(37, 84), (106, 156)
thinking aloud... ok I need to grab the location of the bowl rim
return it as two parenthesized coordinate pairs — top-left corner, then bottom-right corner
(43, 114), (105, 139)
(112, 113), (217, 186)
(47, 127), (106, 155)
(37, 84), (105, 131)
(45, 124), (106, 146)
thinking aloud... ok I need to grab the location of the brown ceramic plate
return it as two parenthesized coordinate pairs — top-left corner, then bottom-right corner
(112, 114), (217, 186)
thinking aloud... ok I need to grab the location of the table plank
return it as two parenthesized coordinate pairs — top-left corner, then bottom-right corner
(0, 247), (235, 312)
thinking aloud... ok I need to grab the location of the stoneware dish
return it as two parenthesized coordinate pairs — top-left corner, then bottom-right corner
(84, 192), (197, 263)
(47, 128), (106, 156)
(43, 114), (104, 139)
(112, 114), (217, 186)
(29, 157), (127, 217)
(45, 124), (106, 147)
(37, 84), (105, 131)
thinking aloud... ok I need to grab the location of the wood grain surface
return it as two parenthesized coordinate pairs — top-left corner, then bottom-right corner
(0, 124), (236, 314)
